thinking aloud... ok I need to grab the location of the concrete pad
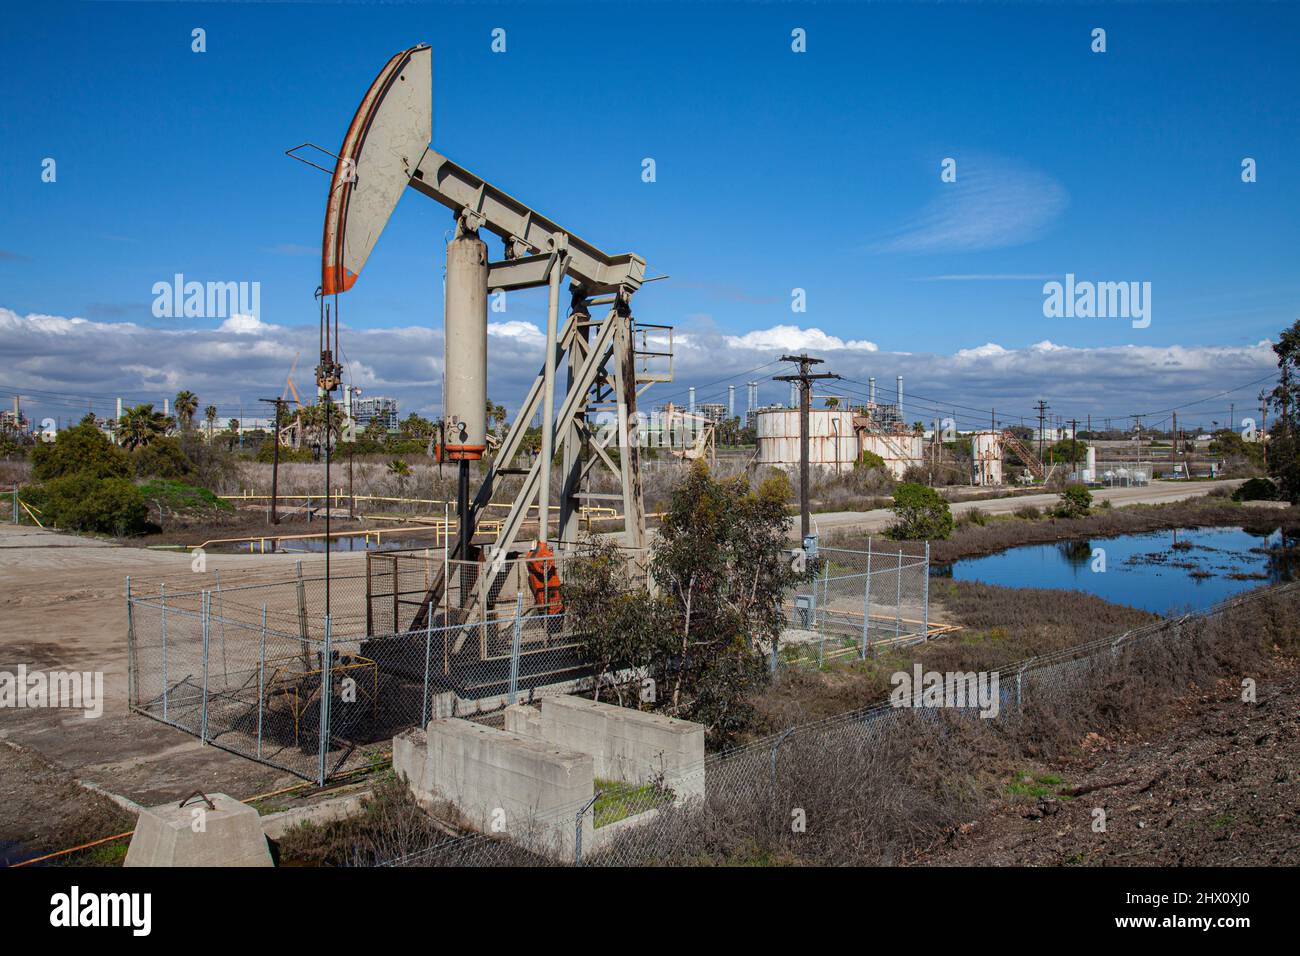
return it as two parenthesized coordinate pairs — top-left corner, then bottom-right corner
(538, 696), (706, 803)
(124, 793), (273, 867)
(418, 718), (594, 859)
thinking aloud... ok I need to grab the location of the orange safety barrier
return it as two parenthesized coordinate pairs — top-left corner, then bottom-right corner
(526, 542), (563, 613)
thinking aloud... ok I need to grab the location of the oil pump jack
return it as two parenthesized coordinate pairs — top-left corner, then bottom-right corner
(296, 44), (671, 635)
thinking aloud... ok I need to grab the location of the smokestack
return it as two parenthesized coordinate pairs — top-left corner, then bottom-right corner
(116, 397), (122, 419)
(896, 375), (903, 412)
(727, 384), (735, 419)
(163, 398), (169, 416)
(747, 382), (757, 414)
(869, 377), (876, 404)
(790, 381), (798, 407)
(688, 386), (696, 413)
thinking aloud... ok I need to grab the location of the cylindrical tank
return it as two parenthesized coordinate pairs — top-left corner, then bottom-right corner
(971, 431), (1003, 486)
(858, 432), (925, 478)
(756, 408), (862, 472)
(443, 233), (488, 459)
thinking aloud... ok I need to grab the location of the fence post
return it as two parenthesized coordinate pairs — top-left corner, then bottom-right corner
(575, 791), (600, 866)
(214, 568), (228, 683)
(160, 582), (169, 721)
(922, 540), (930, 640)
(295, 560), (309, 670)
(125, 576), (136, 709)
(507, 593), (523, 705)
(421, 601), (433, 727)
(257, 604), (267, 759)
(11, 484), (17, 523)
(318, 614), (333, 786)
(820, 556), (830, 631)
(861, 542), (872, 659)
(200, 591), (210, 744)
(895, 548), (903, 639)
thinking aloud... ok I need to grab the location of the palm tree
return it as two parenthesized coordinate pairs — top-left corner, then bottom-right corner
(117, 404), (172, 450)
(174, 391), (199, 430)
(204, 405), (217, 441)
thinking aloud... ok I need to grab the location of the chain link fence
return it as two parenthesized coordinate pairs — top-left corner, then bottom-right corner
(376, 580), (1298, 867)
(776, 542), (932, 671)
(127, 550), (634, 783)
(127, 540), (933, 782)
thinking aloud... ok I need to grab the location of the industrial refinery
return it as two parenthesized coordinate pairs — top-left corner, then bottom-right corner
(2, 1), (1297, 925)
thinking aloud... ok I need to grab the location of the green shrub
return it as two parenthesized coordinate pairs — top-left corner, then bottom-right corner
(1055, 482), (1093, 519)
(137, 479), (233, 515)
(25, 474), (150, 535)
(30, 423), (131, 481)
(1232, 477), (1278, 502)
(887, 482), (953, 540)
(133, 436), (194, 480)
(855, 450), (886, 471)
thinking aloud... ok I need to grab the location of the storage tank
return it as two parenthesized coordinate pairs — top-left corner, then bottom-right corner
(971, 431), (1003, 486)
(756, 408), (859, 472)
(1084, 445), (1096, 482)
(858, 432), (925, 479)
(443, 233), (488, 459)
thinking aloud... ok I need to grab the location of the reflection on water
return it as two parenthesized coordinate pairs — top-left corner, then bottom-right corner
(935, 526), (1297, 616)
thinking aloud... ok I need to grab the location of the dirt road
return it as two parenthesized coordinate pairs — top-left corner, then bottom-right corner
(0, 525), (362, 858)
(806, 479), (1244, 539)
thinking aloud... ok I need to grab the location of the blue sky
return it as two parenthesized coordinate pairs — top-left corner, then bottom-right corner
(2, 1), (1297, 431)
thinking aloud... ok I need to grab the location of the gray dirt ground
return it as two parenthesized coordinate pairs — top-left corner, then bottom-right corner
(0, 525), (363, 858)
(914, 657), (1300, 867)
(0, 477), (1243, 861)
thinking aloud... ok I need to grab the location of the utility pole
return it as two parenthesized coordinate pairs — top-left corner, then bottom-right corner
(1069, 418), (1079, 475)
(775, 354), (839, 543)
(1035, 400), (1050, 467)
(1172, 411), (1179, 477)
(259, 398), (285, 524)
(1259, 391), (1269, 470)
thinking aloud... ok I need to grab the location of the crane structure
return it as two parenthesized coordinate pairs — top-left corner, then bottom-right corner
(296, 44), (670, 627)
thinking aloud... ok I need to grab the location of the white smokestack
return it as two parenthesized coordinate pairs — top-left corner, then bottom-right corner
(896, 375), (903, 411)
(728, 384), (735, 419)
(688, 386), (696, 413)
(869, 377), (876, 404)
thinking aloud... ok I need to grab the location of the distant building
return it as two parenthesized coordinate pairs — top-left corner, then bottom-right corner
(746, 403), (787, 430)
(696, 402), (728, 424)
(354, 396), (399, 431)
(0, 410), (29, 434)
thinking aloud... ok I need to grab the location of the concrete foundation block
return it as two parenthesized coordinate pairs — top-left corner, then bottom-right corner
(419, 718), (594, 860)
(503, 703), (542, 737)
(125, 793), (273, 867)
(393, 726), (432, 795)
(539, 696), (706, 803)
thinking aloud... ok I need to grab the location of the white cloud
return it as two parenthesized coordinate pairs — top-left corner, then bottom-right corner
(0, 306), (1279, 430)
(722, 325), (878, 352)
(871, 157), (1068, 254)
(218, 313), (267, 335)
